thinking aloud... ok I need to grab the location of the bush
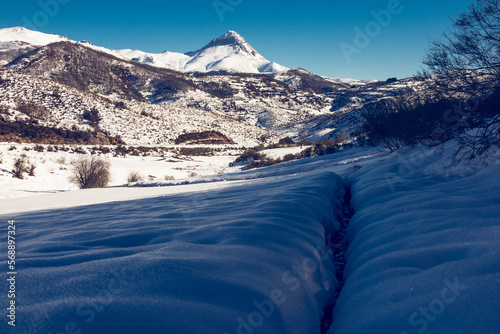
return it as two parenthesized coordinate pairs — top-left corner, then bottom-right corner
(69, 156), (111, 189)
(127, 170), (144, 183)
(28, 162), (36, 176)
(0, 104), (9, 114)
(16, 102), (49, 120)
(83, 107), (101, 128)
(34, 145), (45, 152)
(114, 101), (126, 109)
(454, 89), (500, 158)
(361, 98), (458, 151)
(278, 137), (296, 146)
(174, 131), (234, 145)
(12, 154), (35, 179)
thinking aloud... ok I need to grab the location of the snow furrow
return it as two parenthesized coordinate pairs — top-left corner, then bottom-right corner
(321, 182), (354, 334)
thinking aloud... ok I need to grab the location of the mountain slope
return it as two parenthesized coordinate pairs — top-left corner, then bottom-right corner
(3, 41), (348, 134)
(6, 41), (201, 102)
(0, 68), (275, 146)
(0, 26), (415, 145)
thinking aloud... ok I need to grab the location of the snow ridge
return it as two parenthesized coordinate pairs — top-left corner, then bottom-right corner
(0, 26), (287, 74)
(119, 30), (289, 74)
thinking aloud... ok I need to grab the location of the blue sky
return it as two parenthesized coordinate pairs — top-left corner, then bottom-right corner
(0, 0), (474, 80)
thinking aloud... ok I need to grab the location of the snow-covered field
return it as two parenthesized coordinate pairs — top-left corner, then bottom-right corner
(0, 143), (241, 199)
(0, 142), (498, 333)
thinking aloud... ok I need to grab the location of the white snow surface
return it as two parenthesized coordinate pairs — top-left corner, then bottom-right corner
(329, 144), (500, 334)
(0, 26), (126, 59)
(1, 160), (348, 334)
(0, 27), (69, 46)
(0, 142), (498, 333)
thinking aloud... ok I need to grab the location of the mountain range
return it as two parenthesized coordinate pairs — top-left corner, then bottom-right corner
(0, 26), (413, 146)
(0, 27), (288, 74)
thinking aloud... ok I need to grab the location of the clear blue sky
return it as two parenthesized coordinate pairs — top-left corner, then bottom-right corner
(0, 0), (474, 80)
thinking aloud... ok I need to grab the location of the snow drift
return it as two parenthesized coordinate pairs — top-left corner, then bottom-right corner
(2, 169), (346, 334)
(329, 145), (500, 334)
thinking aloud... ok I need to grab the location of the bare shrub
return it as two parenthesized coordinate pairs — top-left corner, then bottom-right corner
(12, 154), (29, 179)
(82, 107), (101, 128)
(164, 175), (175, 181)
(69, 156), (111, 189)
(188, 172), (199, 177)
(0, 104), (9, 114)
(16, 101), (49, 120)
(114, 101), (127, 109)
(28, 161), (37, 177)
(127, 170), (144, 183)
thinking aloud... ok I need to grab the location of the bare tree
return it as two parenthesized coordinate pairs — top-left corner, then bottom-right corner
(69, 156), (111, 189)
(424, 0), (500, 77)
(422, 0), (500, 157)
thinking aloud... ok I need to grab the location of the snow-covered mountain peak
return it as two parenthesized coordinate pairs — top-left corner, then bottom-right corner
(0, 26), (69, 46)
(0, 26), (288, 74)
(181, 30), (289, 73)
(115, 30), (288, 74)
(5, 27), (27, 33)
(201, 30), (250, 49)
(186, 30), (260, 58)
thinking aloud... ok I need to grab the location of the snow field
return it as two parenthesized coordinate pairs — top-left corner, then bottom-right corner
(0, 143), (238, 199)
(1, 167), (348, 333)
(329, 145), (500, 334)
(1, 140), (497, 333)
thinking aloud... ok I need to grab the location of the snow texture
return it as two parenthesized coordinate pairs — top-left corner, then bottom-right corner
(329, 144), (500, 334)
(0, 141), (498, 334)
(1, 167), (347, 334)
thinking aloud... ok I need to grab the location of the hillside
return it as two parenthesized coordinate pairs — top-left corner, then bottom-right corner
(0, 68), (275, 146)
